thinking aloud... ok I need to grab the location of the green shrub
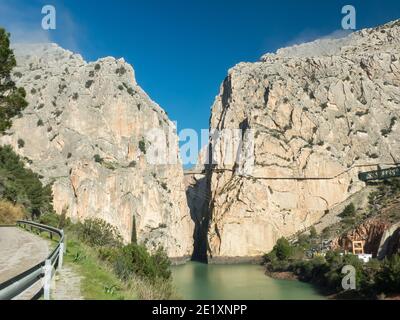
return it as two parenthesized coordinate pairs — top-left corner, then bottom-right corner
(138, 139), (146, 154)
(76, 218), (123, 248)
(0, 145), (53, 217)
(161, 182), (168, 191)
(128, 160), (136, 168)
(339, 203), (356, 218)
(93, 154), (103, 163)
(264, 237), (295, 266)
(291, 256), (326, 281)
(98, 246), (119, 263)
(115, 66), (126, 75)
(39, 212), (60, 228)
(85, 80), (94, 89)
(17, 138), (25, 148)
(375, 255), (400, 294)
(275, 237), (293, 260)
(113, 244), (171, 283)
(309, 226), (317, 239)
(37, 119), (44, 126)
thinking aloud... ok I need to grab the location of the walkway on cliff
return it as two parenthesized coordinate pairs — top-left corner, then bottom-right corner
(52, 266), (84, 300)
(184, 162), (400, 180)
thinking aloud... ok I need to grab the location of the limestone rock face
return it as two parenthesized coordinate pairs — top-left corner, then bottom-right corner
(378, 222), (400, 259)
(207, 20), (400, 260)
(2, 43), (193, 259)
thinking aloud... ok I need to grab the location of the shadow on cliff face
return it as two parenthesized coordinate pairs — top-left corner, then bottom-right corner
(186, 175), (211, 263)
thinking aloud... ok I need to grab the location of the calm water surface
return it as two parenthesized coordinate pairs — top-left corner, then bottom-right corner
(172, 262), (325, 300)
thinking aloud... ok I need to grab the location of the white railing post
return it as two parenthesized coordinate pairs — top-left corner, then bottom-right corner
(43, 259), (52, 300)
(58, 243), (64, 269)
(63, 233), (66, 253)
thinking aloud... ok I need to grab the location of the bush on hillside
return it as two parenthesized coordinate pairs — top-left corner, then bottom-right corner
(0, 200), (26, 224)
(76, 218), (123, 247)
(275, 237), (293, 260)
(39, 208), (71, 229)
(112, 244), (171, 283)
(375, 255), (400, 294)
(339, 203), (356, 218)
(0, 145), (53, 217)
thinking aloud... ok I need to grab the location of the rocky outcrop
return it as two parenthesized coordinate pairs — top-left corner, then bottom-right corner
(330, 220), (400, 258)
(331, 218), (390, 256)
(2, 43), (193, 259)
(206, 20), (400, 260)
(378, 222), (400, 259)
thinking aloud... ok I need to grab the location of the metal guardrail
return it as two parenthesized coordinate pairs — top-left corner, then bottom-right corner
(0, 220), (65, 300)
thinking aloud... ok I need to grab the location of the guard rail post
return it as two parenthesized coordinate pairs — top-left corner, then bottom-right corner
(58, 243), (64, 269)
(43, 259), (52, 300)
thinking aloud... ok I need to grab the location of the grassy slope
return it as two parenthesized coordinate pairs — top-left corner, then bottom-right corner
(64, 237), (137, 300)
(36, 229), (136, 300)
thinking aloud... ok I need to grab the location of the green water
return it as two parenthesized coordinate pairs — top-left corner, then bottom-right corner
(172, 262), (325, 300)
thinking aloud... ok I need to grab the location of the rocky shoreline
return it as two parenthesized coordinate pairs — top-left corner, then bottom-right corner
(265, 270), (299, 281)
(208, 255), (264, 265)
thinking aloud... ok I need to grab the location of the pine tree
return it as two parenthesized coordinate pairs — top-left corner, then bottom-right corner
(0, 28), (52, 219)
(0, 28), (28, 133)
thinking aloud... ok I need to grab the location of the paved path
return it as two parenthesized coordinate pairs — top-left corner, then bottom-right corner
(52, 266), (84, 300)
(0, 227), (84, 300)
(0, 227), (49, 284)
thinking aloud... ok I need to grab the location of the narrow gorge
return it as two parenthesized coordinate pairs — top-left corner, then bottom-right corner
(3, 19), (400, 265)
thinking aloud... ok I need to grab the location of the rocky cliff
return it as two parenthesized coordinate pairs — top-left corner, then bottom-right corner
(2, 43), (194, 259)
(206, 20), (400, 261)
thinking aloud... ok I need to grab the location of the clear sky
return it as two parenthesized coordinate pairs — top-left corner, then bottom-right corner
(1, 0), (400, 162)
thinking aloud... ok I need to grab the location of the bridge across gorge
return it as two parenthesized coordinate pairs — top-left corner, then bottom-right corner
(184, 163), (400, 181)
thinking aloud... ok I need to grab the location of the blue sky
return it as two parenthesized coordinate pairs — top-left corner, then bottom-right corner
(1, 0), (400, 163)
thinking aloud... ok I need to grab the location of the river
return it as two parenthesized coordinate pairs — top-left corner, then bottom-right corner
(172, 262), (325, 300)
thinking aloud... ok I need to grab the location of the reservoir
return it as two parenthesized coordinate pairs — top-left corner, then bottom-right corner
(172, 262), (325, 300)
